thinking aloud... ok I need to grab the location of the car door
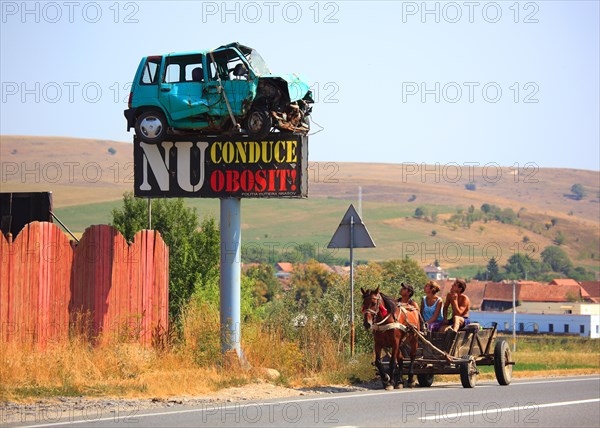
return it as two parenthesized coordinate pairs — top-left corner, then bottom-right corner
(158, 54), (210, 122)
(204, 49), (256, 118)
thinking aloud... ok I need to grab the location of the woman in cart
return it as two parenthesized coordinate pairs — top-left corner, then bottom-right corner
(421, 280), (444, 332)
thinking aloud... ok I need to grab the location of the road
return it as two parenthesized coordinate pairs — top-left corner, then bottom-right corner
(10, 375), (600, 428)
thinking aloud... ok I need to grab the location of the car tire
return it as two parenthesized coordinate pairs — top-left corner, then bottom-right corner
(245, 109), (272, 140)
(135, 110), (167, 144)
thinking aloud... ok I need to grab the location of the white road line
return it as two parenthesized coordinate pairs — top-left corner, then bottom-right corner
(21, 376), (599, 427)
(419, 398), (600, 421)
(510, 377), (599, 386)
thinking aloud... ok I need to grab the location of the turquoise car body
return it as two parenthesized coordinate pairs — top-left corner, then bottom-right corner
(125, 42), (312, 137)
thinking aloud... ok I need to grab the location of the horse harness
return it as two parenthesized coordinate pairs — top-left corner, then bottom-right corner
(370, 302), (418, 333)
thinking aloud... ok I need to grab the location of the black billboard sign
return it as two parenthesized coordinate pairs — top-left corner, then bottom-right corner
(134, 134), (308, 198)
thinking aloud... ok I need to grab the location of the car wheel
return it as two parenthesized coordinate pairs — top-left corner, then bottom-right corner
(135, 110), (167, 144)
(245, 109), (272, 140)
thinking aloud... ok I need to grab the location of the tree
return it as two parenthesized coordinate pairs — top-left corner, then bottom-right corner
(566, 266), (595, 282)
(486, 257), (501, 281)
(504, 253), (543, 280)
(244, 264), (282, 303)
(111, 193), (220, 321)
(554, 231), (566, 246)
(414, 206), (429, 219)
(571, 184), (586, 200)
(380, 258), (428, 298)
(541, 246), (572, 274)
(291, 260), (338, 302)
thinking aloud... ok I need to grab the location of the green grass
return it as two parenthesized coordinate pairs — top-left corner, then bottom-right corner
(49, 198), (597, 269)
(52, 197), (462, 262)
(447, 265), (482, 279)
(504, 335), (600, 353)
(53, 200), (123, 233)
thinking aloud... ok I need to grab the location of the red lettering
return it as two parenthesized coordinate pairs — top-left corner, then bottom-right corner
(267, 170), (276, 192)
(278, 170), (288, 191)
(255, 170), (267, 192)
(210, 170), (224, 192)
(211, 168), (298, 194)
(226, 170), (240, 192)
(240, 170), (254, 192)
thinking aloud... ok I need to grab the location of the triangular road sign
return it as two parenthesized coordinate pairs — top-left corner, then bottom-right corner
(328, 204), (376, 249)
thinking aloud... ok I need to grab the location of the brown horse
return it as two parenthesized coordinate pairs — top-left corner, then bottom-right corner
(361, 287), (420, 389)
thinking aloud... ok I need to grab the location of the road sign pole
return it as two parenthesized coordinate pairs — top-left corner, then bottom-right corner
(350, 215), (355, 356)
(220, 198), (241, 357)
(327, 204), (376, 358)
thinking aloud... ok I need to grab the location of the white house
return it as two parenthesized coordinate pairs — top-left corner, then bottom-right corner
(424, 264), (449, 281)
(470, 310), (600, 338)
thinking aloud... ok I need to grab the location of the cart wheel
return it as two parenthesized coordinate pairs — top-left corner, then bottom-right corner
(417, 373), (435, 387)
(494, 340), (513, 385)
(460, 356), (478, 388)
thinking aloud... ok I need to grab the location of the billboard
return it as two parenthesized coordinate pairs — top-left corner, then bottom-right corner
(0, 192), (53, 236)
(134, 134), (308, 198)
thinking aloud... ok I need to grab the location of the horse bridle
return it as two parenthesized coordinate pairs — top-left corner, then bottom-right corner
(362, 293), (381, 316)
(362, 294), (394, 326)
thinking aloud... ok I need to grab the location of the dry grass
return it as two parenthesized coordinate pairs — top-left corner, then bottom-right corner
(2, 305), (598, 402)
(0, 302), (348, 402)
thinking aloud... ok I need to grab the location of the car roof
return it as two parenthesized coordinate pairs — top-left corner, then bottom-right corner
(150, 42), (253, 58)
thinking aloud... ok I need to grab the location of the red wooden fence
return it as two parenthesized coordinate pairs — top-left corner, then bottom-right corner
(0, 222), (168, 346)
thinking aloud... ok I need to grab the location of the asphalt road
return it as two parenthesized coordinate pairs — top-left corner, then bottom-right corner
(11, 375), (600, 428)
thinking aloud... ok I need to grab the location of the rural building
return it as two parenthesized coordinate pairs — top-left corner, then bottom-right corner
(549, 278), (581, 286)
(424, 264), (449, 280)
(469, 310), (600, 338)
(274, 262), (294, 279)
(580, 281), (600, 303)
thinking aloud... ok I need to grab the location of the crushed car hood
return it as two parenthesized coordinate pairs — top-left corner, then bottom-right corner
(263, 73), (311, 102)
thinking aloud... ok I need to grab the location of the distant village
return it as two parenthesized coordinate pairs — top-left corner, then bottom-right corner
(245, 262), (600, 339)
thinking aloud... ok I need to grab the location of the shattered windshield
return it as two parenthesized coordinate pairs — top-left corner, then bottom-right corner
(245, 50), (271, 76)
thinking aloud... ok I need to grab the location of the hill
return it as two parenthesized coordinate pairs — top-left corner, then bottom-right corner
(1, 135), (599, 270)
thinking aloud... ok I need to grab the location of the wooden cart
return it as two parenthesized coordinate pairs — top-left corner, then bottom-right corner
(382, 322), (515, 388)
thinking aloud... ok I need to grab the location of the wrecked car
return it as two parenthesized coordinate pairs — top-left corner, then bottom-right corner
(124, 43), (313, 143)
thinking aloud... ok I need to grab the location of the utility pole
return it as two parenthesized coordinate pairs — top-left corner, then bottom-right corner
(512, 280), (517, 352)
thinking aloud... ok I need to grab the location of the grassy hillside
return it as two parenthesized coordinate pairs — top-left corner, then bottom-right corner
(2, 135), (599, 269)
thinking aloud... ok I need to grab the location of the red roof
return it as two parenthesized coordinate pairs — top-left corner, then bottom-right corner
(482, 282), (519, 302)
(549, 279), (580, 286)
(519, 284), (581, 302)
(464, 281), (486, 310)
(580, 281), (600, 303)
(275, 262), (294, 273)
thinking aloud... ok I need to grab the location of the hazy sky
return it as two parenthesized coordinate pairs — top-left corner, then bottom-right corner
(1, 0), (599, 170)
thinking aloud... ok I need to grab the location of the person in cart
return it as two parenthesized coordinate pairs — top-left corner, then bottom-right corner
(442, 279), (471, 335)
(421, 280), (444, 332)
(398, 283), (420, 311)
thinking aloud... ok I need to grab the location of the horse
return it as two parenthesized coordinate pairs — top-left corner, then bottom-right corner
(361, 287), (420, 390)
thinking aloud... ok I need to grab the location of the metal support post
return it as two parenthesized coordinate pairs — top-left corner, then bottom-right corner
(350, 215), (355, 356)
(220, 198), (242, 357)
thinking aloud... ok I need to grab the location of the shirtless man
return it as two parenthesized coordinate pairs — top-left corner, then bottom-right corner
(442, 279), (471, 333)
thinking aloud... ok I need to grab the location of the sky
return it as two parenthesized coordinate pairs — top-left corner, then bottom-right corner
(1, 0), (599, 170)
